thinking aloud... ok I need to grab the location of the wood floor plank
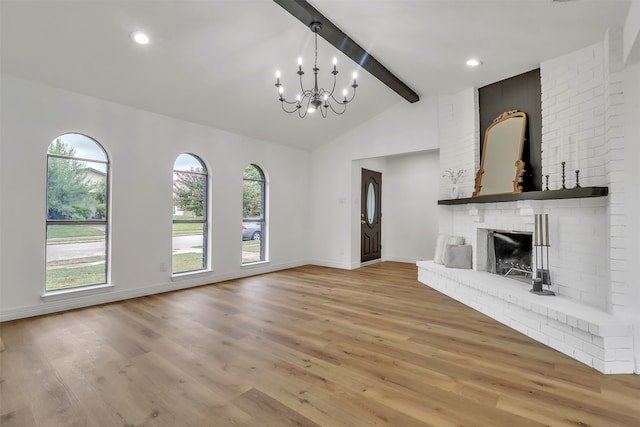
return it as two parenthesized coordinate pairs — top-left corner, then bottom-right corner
(0, 319), (91, 426)
(0, 406), (38, 427)
(1, 262), (639, 426)
(48, 355), (137, 427)
(0, 351), (30, 418)
(232, 387), (320, 427)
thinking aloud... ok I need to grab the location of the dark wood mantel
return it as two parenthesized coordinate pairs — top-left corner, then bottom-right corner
(438, 186), (608, 205)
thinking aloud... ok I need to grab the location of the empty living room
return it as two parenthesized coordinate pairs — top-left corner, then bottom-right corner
(1, 1), (640, 426)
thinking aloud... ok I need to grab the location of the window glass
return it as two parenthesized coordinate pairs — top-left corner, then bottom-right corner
(46, 224), (106, 289)
(174, 152), (204, 172)
(173, 154), (208, 273)
(46, 134), (109, 291)
(242, 164), (266, 263)
(50, 133), (107, 162)
(366, 181), (376, 225)
(172, 223), (206, 273)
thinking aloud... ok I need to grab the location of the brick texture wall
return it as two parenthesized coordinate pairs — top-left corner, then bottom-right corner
(603, 29), (629, 316)
(432, 30), (638, 373)
(437, 35), (630, 312)
(437, 88), (478, 201)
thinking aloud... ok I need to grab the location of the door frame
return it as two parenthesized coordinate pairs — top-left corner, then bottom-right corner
(360, 168), (382, 263)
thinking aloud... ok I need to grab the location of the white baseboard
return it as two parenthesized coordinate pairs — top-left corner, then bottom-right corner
(383, 256), (422, 264)
(310, 258), (417, 270)
(360, 259), (382, 267)
(308, 259), (356, 270)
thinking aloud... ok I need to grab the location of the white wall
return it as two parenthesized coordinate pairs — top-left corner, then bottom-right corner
(310, 97), (440, 269)
(623, 0), (640, 64)
(623, 2), (640, 319)
(0, 88), (3, 305)
(0, 75), (311, 321)
(384, 151), (440, 263)
(623, 61), (640, 371)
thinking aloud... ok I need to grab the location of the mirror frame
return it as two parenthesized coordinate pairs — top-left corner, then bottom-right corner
(473, 109), (527, 197)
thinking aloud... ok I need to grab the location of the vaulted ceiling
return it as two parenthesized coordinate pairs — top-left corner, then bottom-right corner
(0, 0), (631, 150)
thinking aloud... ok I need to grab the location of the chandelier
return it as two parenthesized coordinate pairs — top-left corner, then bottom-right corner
(275, 21), (358, 118)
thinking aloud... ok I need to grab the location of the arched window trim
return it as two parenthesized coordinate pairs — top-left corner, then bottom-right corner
(242, 163), (267, 264)
(172, 153), (209, 275)
(45, 133), (110, 292)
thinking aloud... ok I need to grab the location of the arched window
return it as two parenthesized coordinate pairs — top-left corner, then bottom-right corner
(46, 133), (109, 290)
(242, 164), (266, 264)
(173, 153), (208, 273)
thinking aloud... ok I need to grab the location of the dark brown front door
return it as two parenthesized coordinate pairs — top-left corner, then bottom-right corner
(361, 168), (382, 262)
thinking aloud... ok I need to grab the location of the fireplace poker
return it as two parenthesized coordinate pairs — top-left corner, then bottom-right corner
(545, 214), (551, 286)
(545, 214), (549, 246)
(538, 214), (544, 277)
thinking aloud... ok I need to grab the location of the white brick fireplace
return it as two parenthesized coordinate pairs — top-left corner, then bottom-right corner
(449, 198), (610, 308)
(418, 30), (640, 374)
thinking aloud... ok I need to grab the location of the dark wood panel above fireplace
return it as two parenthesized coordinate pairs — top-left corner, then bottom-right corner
(479, 69), (542, 192)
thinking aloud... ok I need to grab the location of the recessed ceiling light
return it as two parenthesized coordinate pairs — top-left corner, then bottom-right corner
(131, 31), (150, 45)
(466, 58), (482, 67)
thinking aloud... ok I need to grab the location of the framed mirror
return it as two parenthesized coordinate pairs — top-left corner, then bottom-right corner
(473, 110), (527, 197)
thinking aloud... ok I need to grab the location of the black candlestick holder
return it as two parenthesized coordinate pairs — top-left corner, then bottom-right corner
(545, 175), (549, 191)
(574, 170), (581, 188)
(561, 161), (566, 189)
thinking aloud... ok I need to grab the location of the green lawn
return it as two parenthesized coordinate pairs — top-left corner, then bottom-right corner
(46, 231), (259, 287)
(46, 263), (106, 290)
(47, 255), (105, 266)
(48, 219), (205, 241)
(173, 215), (204, 220)
(47, 224), (105, 242)
(172, 252), (204, 273)
(242, 240), (261, 263)
(173, 223), (204, 235)
(172, 215), (204, 235)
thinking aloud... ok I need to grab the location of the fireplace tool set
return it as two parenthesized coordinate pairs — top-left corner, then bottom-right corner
(532, 213), (555, 296)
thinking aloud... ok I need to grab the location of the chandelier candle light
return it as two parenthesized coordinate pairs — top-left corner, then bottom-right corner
(275, 21), (358, 118)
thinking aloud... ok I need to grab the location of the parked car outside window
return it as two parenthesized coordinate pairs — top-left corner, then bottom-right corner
(242, 222), (261, 241)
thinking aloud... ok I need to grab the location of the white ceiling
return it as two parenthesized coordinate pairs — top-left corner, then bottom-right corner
(0, 0), (631, 151)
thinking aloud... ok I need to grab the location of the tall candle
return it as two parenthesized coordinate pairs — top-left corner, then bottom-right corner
(560, 136), (565, 161)
(574, 136), (580, 170)
(534, 215), (539, 245)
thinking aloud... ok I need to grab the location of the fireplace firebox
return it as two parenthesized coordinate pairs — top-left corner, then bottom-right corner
(487, 230), (533, 283)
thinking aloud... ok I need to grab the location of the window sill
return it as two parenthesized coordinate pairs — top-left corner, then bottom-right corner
(171, 269), (212, 281)
(241, 260), (270, 269)
(41, 283), (114, 302)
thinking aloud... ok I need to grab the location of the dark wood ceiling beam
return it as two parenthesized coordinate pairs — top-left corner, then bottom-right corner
(273, 0), (420, 103)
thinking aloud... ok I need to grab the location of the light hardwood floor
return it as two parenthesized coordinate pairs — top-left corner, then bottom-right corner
(1, 262), (639, 426)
